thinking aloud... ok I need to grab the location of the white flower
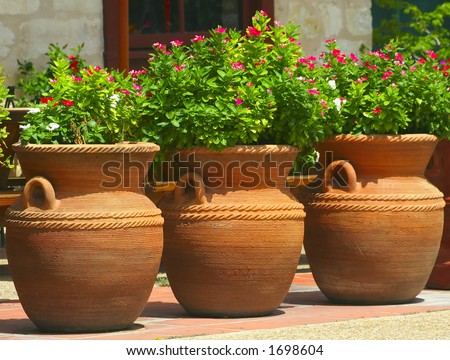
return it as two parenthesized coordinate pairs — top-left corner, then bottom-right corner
(46, 122), (60, 131)
(314, 150), (320, 163)
(20, 124), (31, 130)
(333, 98), (342, 112)
(110, 94), (120, 108)
(328, 80), (336, 89)
(333, 98), (346, 113)
(27, 108), (41, 114)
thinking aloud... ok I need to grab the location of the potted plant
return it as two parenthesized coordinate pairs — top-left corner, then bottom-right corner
(5, 59), (164, 333)
(132, 10), (333, 317)
(299, 39), (450, 304)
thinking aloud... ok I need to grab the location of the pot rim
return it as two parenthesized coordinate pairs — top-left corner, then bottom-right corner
(177, 144), (299, 155)
(12, 141), (160, 154)
(324, 133), (439, 144)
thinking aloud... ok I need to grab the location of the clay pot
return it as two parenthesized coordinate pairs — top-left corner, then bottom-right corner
(301, 134), (444, 304)
(5, 142), (164, 333)
(158, 145), (305, 317)
(425, 139), (450, 289)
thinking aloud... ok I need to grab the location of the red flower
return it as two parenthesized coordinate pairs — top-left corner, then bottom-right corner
(259, 10), (268, 16)
(247, 26), (262, 37)
(382, 71), (393, 80)
(62, 100), (74, 107)
(170, 40), (183, 47)
(307, 89), (320, 95)
(40, 97), (54, 104)
(192, 35), (205, 43)
(373, 107), (382, 115)
(215, 27), (226, 34)
(235, 98), (243, 106)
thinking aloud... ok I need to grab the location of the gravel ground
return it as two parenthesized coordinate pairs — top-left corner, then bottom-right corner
(2, 247), (450, 340)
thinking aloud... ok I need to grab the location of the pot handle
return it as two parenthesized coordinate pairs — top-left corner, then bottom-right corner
(174, 172), (207, 205)
(22, 176), (60, 210)
(323, 160), (360, 193)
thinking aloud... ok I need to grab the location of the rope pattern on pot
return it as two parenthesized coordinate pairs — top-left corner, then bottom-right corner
(12, 142), (159, 154)
(6, 209), (162, 221)
(161, 203), (305, 220)
(308, 192), (444, 201)
(5, 217), (164, 229)
(305, 201), (444, 212)
(323, 134), (439, 144)
(177, 145), (299, 155)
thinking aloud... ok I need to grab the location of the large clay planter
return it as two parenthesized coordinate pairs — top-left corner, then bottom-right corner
(425, 139), (450, 289)
(158, 145), (305, 317)
(301, 134), (444, 304)
(5, 142), (164, 333)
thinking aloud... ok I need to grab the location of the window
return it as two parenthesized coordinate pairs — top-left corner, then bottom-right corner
(103, 0), (274, 69)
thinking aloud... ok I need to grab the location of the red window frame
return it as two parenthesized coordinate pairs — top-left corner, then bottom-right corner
(103, 0), (275, 70)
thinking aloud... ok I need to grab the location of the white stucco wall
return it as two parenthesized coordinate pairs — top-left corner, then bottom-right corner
(0, 0), (104, 86)
(275, 0), (372, 56)
(0, 0), (373, 88)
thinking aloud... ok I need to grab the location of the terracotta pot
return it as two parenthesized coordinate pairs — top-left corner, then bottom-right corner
(5, 142), (164, 333)
(300, 134), (444, 304)
(425, 139), (450, 289)
(158, 145), (305, 317)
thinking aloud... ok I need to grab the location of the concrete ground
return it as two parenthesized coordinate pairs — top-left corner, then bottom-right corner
(1, 246), (450, 340)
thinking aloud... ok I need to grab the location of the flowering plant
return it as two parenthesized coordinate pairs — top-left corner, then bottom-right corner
(315, 39), (450, 138)
(135, 10), (334, 153)
(20, 59), (146, 144)
(15, 43), (86, 106)
(0, 66), (11, 165)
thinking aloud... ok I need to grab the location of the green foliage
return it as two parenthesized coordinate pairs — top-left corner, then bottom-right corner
(135, 11), (329, 153)
(20, 60), (146, 144)
(0, 66), (11, 166)
(318, 40), (450, 138)
(15, 43), (86, 105)
(373, 0), (450, 59)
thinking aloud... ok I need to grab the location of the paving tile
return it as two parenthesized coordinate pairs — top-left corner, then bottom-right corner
(0, 272), (449, 340)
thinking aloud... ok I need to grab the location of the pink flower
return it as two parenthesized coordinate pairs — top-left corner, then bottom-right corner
(93, 66), (102, 71)
(173, 63), (186, 72)
(72, 76), (82, 82)
(108, 77), (115, 82)
(247, 26), (262, 37)
(192, 35), (205, 43)
(259, 10), (268, 16)
(356, 76), (369, 84)
(395, 52), (404, 61)
(235, 98), (243, 106)
(231, 61), (245, 71)
(307, 88), (320, 95)
(171, 40), (183, 47)
(215, 27), (226, 34)
(121, 89), (130, 95)
(266, 89), (272, 94)
(153, 42), (165, 51)
(332, 49), (341, 57)
(325, 38), (336, 43)
(133, 83), (142, 91)
(382, 71), (393, 80)
(247, 82), (254, 87)
(350, 53), (359, 63)
(373, 107), (382, 115)
(320, 99), (327, 108)
(425, 50), (438, 59)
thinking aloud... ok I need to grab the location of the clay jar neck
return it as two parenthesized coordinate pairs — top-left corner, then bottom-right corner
(13, 143), (159, 196)
(317, 134), (439, 179)
(174, 145), (299, 191)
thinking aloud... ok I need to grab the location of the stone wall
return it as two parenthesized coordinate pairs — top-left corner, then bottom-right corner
(0, 0), (103, 87)
(0, 0), (373, 88)
(275, 0), (372, 57)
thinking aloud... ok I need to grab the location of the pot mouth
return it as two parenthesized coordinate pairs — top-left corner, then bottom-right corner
(324, 134), (439, 144)
(12, 141), (160, 154)
(177, 144), (299, 155)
